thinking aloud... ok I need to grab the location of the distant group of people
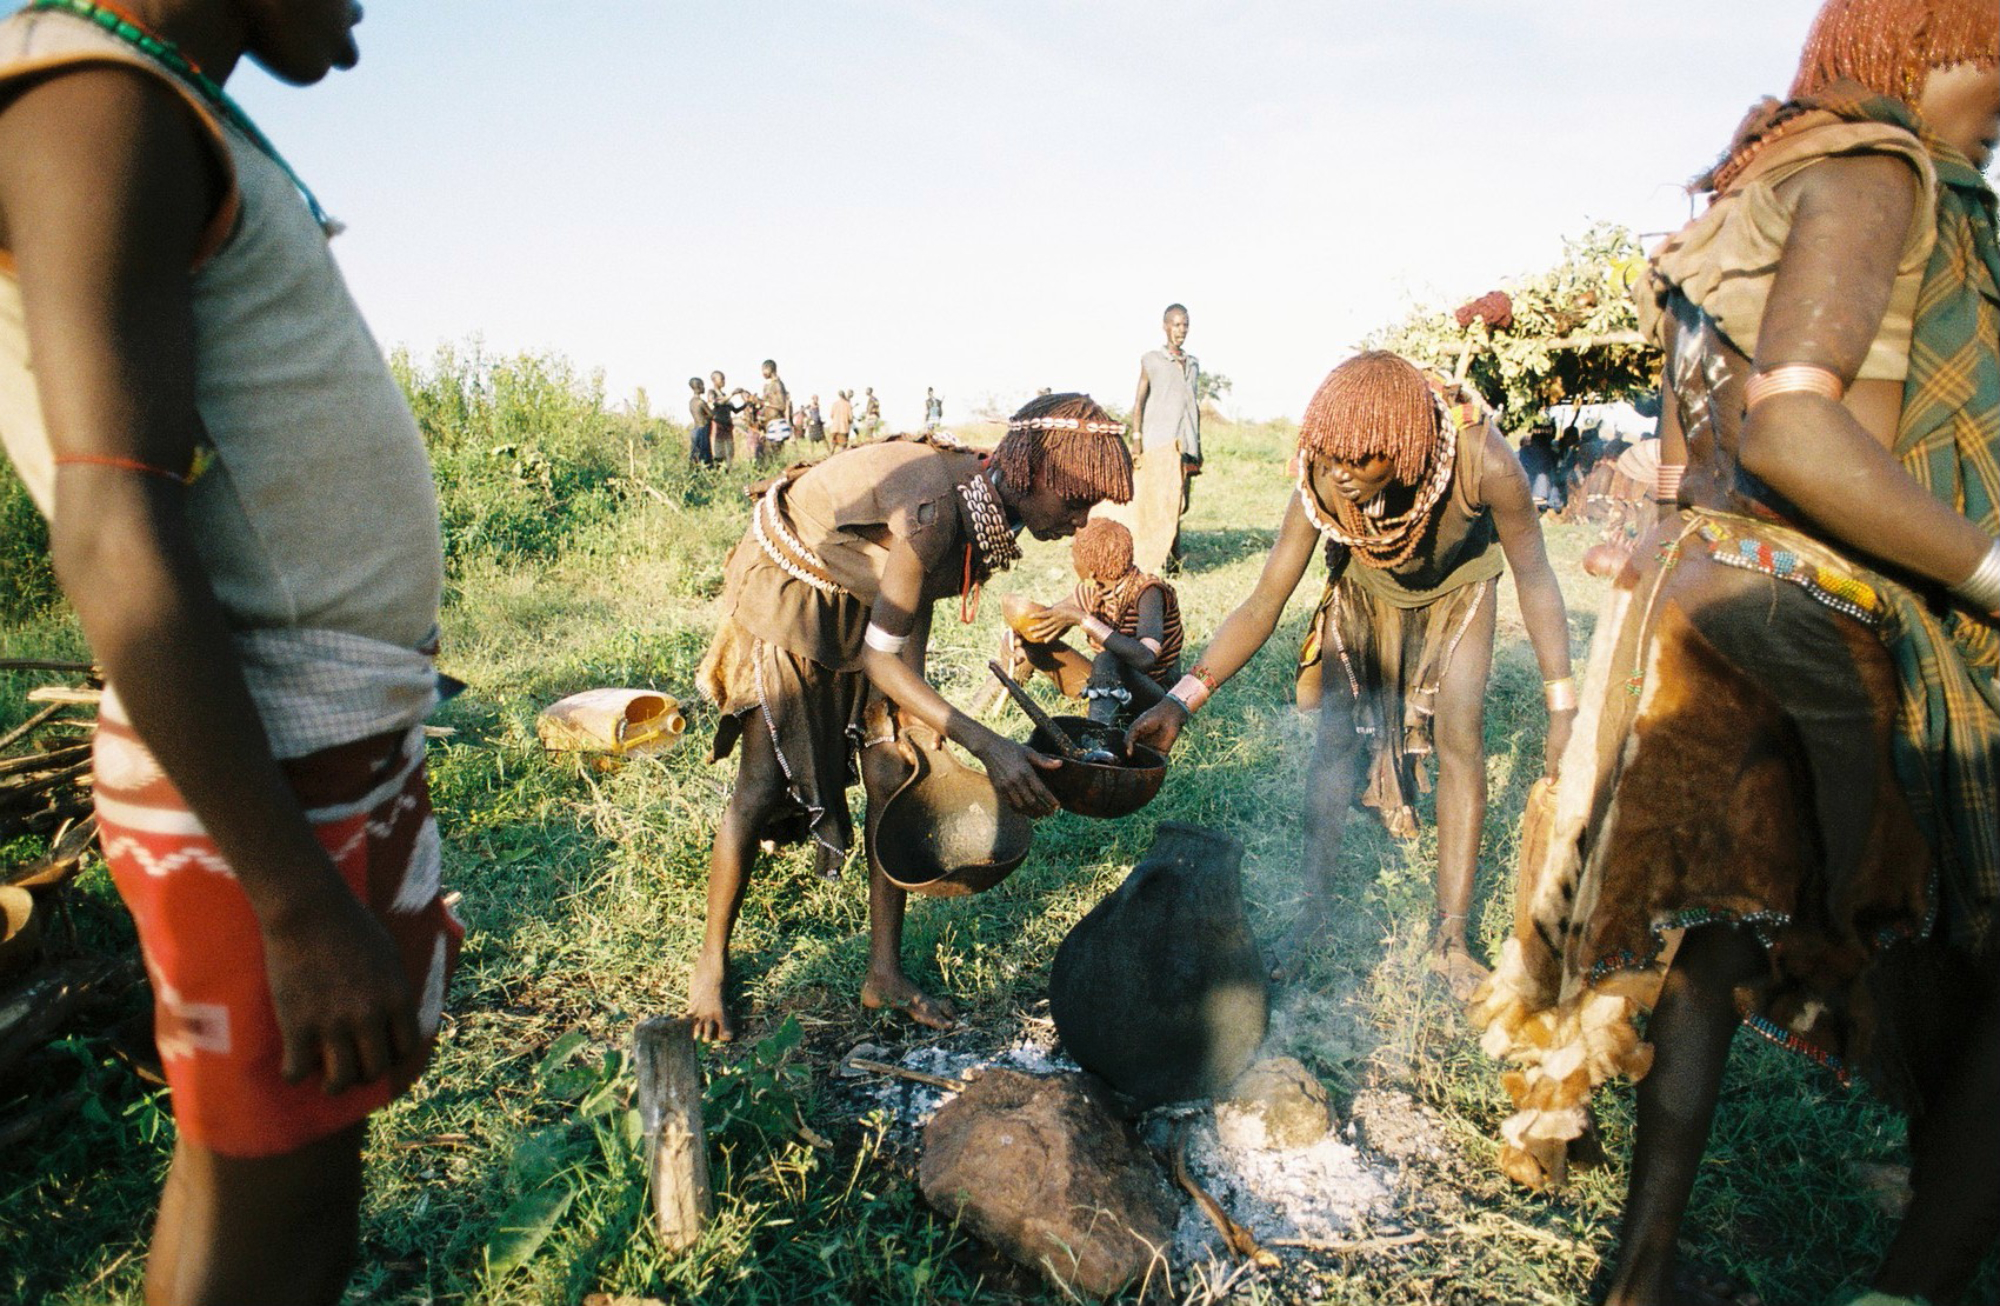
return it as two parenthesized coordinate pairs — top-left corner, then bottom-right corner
(1515, 419), (1653, 518)
(686, 366), (894, 467)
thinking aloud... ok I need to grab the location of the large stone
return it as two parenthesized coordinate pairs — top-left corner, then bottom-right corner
(1049, 823), (1267, 1107)
(919, 1068), (1177, 1298)
(1216, 1056), (1332, 1150)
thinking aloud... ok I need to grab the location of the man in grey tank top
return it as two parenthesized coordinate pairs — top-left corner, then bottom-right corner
(1137, 304), (1200, 463)
(1123, 303), (1200, 571)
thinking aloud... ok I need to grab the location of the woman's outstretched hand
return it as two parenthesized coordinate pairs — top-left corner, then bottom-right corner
(1125, 697), (1188, 757)
(974, 737), (1061, 816)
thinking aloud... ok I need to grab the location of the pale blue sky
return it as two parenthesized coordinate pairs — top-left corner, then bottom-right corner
(53, 1), (1864, 421)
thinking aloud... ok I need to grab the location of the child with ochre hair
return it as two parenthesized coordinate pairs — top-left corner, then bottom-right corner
(974, 518), (1184, 722)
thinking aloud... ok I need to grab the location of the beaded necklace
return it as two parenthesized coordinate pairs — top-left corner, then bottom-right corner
(958, 471), (1022, 575)
(29, 0), (342, 235)
(1296, 418), (1458, 570)
(956, 469), (1021, 623)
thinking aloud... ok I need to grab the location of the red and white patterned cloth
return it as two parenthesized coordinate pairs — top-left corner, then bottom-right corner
(94, 692), (461, 1158)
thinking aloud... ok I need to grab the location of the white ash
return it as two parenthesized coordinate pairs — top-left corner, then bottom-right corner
(1164, 1115), (1394, 1269)
(844, 1026), (1399, 1273)
(844, 1026), (1077, 1136)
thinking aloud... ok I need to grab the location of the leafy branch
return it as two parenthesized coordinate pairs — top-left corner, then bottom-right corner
(1366, 222), (1662, 423)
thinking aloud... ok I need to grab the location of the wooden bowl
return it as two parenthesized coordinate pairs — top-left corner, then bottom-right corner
(0, 886), (41, 977)
(1027, 716), (1168, 820)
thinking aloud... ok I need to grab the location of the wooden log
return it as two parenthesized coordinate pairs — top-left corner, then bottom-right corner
(0, 659), (95, 675)
(19, 802), (92, 836)
(0, 743), (92, 779)
(633, 1015), (712, 1252)
(0, 1089), (84, 1151)
(7, 814), (99, 890)
(0, 761), (90, 809)
(0, 959), (121, 1082)
(0, 704), (64, 756)
(25, 687), (100, 708)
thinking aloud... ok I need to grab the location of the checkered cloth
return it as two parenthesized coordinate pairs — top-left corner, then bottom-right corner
(103, 627), (441, 761)
(1833, 95), (2000, 950)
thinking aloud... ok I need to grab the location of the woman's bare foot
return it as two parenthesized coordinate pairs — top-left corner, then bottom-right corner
(686, 952), (735, 1043)
(1428, 942), (1491, 1001)
(861, 969), (959, 1031)
(1268, 899), (1333, 984)
(1605, 1261), (1765, 1306)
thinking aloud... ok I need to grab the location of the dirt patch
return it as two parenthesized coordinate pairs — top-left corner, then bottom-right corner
(1348, 1087), (1451, 1169)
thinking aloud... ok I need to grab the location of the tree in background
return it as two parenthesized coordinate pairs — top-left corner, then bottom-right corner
(1368, 222), (1661, 424)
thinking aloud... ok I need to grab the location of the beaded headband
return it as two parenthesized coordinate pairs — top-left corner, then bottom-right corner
(1007, 416), (1128, 436)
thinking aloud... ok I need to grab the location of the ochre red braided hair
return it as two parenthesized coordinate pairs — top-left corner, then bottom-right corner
(1792, 0), (1998, 103)
(1298, 351), (1441, 486)
(1295, 352), (1458, 571)
(1699, 0), (1997, 195)
(991, 392), (1134, 505)
(1070, 518), (1136, 584)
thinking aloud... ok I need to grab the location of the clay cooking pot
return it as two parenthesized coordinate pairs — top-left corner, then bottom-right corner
(1050, 822), (1268, 1107)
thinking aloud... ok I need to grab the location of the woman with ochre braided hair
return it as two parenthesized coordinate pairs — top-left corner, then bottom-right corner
(1128, 351), (1574, 998)
(1471, 2), (2000, 1301)
(690, 393), (1132, 1042)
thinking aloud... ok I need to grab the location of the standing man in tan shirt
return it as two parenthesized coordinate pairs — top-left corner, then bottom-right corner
(1103, 303), (1201, 573)
(827, 389), (855, 450)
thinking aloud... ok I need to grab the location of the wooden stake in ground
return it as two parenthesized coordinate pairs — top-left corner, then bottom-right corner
(633, 1015), (712, 1252)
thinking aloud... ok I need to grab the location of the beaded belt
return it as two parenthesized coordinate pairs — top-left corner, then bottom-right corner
(1688, 511), (1884, 627)
(752, 481), (844, 597)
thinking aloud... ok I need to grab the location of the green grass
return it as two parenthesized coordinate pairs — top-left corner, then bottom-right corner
(0, 455), (56, 623)
(0, 358), (1992, 1305)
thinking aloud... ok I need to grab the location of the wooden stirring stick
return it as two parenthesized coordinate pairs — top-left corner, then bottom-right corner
(986, 661), (1091, 762)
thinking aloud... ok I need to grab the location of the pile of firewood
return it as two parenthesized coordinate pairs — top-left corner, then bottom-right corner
(1, 658), (97, 842)
(0, 659), (140, 1124)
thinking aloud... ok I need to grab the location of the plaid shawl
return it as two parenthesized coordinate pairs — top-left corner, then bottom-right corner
(1828, 95), (2000, 949)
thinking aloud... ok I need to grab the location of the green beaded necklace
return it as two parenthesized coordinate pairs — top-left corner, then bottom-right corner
(27, 0), (341, 235)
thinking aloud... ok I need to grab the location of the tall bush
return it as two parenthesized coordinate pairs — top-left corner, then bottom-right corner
(0, 463), (56, 622)
(393, 342), (646, 572)
(1369, 222), (1660, 421)
(1, 342), (684, 618)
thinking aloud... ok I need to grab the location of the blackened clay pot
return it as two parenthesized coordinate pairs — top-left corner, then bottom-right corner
(1050, 822), (1268, 1107)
